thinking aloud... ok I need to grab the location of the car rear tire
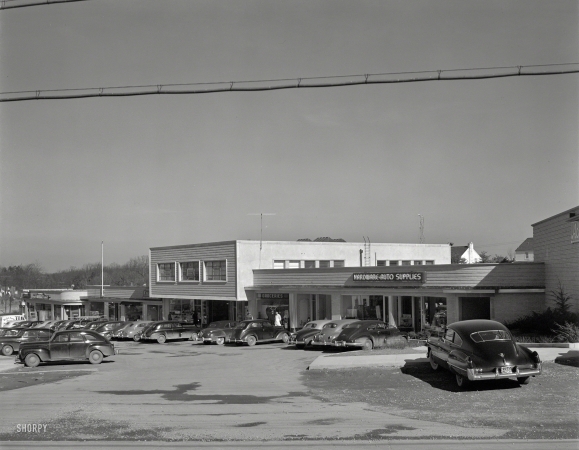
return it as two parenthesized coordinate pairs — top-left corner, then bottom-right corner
(280, 333), (289, 344)
(89, 350), (103, 365)
(361, 338), (373, 351)
(429, 352), (439, 371)
(157, 335), (167, 344)
(1, 345), (13, 356)
(246, 335), (257, 346)
(189, 333), (198, 341)
(517, 376), (531, 385)
(455, 373), (470, 388)
(24, 353), (40, 368)
(133, 334), (141, 342)
(216, 337), (225, 346)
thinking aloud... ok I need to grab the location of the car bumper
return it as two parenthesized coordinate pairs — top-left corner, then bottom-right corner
(467, 363), (542, 381)
(332, 341), (359, 347)
(311, 341), (332, 346)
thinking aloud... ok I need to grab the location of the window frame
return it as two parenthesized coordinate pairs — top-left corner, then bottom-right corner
(157, 262), (176, 282)
(203, 259), (228, 282)
(178, 261), (201, 283)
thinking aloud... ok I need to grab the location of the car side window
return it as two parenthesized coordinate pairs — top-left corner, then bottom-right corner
(83, 333), (103, 342)
(367, 325), (376, 330)
(54, 334), (69, 342)
(263, 322), (274, 329)
(38, 331), (50, 339)
(22, 331), (33, 338)
(376, 323), (385, 329)
(251, 323), (261, 328)
(69, 332), (84, 342)
(453, 333), (463, 347)
(444, 329), (454, 342)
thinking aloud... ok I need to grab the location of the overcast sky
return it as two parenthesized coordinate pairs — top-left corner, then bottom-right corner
(1, 0), (577, 272)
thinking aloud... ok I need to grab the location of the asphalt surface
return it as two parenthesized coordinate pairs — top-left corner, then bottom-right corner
(0, 340), (576, 445)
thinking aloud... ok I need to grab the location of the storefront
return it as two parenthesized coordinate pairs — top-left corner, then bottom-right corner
(246, 263), (546, 332)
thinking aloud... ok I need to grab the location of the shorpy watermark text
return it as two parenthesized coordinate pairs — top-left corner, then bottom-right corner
(16, 423), (48, 433)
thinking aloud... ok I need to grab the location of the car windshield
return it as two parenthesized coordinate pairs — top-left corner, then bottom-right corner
(303, 323), (317, 329)
(322, 323), (337, 329)
(4, 330), (20, 337)
(470, 330), (512, 342)
(343, 323), (362, 329)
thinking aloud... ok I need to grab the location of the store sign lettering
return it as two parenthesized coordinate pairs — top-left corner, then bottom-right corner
(259, 293), (289, 299)
(572, 221), (579, 244)
(353, 272), (424, 282)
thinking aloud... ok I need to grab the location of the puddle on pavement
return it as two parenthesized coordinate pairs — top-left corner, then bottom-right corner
(235, 422), (268, 427)
(97, 383), (308, 404)
(308, 418), (344, 425)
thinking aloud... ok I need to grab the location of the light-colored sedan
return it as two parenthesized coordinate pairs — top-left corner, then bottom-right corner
(310, 319), (359, 348)
(114, 321), (153, 340)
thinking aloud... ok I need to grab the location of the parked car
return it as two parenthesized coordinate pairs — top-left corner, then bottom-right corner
(289, 320), (333, 349)
(0, 314), (26, 328)
(197, 321), (238, 345)
(310, 319), (358, 348)
(427, 319), (542, 388)
(16, 329), (118, 367)
(138, 321), (201, 344)
(7, 321), (41, 329)
(113, 321), (153, 340)
(94, 322), (127, 340)
(228, 319), (289, 346)
(332, 320), (405, 350)
(83, 321), (109, 331)
(0, 328), (53, 356)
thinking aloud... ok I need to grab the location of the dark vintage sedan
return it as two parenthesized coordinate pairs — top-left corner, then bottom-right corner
(289, 320), (332, 349)
(197, 321), (238, 345)
(0, 328), (53, 356)
(16, 329), (117, 367)
(333, 320), (405, 350)
(311, 319), (358, 348)
(139, 321), (201, 344)
(228, 319), (289, 346)
(94, 321), (127, 340)
(427, 319), (542, 388)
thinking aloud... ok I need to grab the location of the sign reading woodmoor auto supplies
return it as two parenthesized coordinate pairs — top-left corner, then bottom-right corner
(353, 272), (425, 283)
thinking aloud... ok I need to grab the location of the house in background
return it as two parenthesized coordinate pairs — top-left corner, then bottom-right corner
(515, 238), (534, 262)
(450, 242), (481, 263)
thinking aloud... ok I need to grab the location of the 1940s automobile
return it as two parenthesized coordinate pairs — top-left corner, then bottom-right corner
(138, 321), (201, 344)
(311, 319), (358, 348)
(0, 328), (53, 356)
(16, 329), (118, 367)
(197, 321), (238, 345)
(427, 319), (542, 388)
(289, 320), (333, 349)
(333, 320), (405, 350)
(228, 319), (289, 346)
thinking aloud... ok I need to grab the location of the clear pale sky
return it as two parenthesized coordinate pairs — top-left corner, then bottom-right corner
(1, 0), (578, 272)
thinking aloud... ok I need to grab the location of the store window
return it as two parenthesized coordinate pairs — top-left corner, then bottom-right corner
(179, 261), (200, 281)
(158, 263), (175, 281)
(204, 260), (227, 281)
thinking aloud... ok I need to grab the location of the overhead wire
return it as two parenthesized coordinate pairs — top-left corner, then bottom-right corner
(1, 63), (578, 103)
(0, 0), (90, 10)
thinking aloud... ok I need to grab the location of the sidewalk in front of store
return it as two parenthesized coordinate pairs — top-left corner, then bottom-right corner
(307, 346), (579, 370)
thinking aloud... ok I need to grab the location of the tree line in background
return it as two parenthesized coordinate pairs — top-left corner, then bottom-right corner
(451, 251), (514, 264)
(0, 256), (149, 291)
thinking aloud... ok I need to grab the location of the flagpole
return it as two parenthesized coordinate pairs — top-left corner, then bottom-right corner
(101, 241), (104, 299)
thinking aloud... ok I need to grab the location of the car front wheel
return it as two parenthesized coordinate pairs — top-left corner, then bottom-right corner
(361, 338), (373, 351)
(280, 333), (289, 344)
(89, 350), (103, 365)
(157, 335), (167, 344)
(24, 353), (40, 368)
(1, 345), (13, 356)
(429, 352), (439, 371)
(215, 337), (225, 346)
(246, 335), (257, 346)
(455, 373), (470, 388)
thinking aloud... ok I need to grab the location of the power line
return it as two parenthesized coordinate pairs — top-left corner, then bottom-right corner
(1, 63), (578, 103)
(0, 0), (91, 10)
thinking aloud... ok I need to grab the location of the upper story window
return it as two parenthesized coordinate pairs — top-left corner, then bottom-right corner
(414, 260), (423, 265)
(377, 260), (387, 266)
(333, 260), (345, 268)
(401, 260), (411, 266)
(389, 261), (399, 266)
(158, 263), (175, 282)
(287, 260), (300, 269)
(273, 260), (284, 269)
(319, 260), (330, 268)
(304, 260), (316, 269)
(204, 260), (227, 281)
(179, 261), (200, 281)
(424, 260), (434, 265)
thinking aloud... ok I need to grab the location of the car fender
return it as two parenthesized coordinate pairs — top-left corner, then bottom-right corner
(20, 347), (50, 362)
(447, 349), (469, 375)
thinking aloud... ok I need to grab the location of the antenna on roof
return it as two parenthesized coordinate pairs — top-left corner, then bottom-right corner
(248, 213), (276, 268)
(418, 214), (424, 244)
